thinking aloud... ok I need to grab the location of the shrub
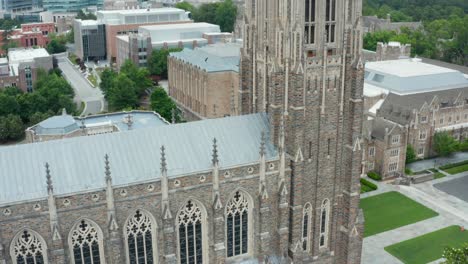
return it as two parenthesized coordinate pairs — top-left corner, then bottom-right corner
(367, 171), (382, 181)
(405, 168), (413, 175)
(440, 160), (468, 170)
(361, 178), (378, 191)
(406, 145), (417, 164)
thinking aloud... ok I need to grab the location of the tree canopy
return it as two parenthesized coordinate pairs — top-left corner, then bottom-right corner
(0, 70), (76, 143)
(46, 33), (68, 54)
(175, 0), (238, 32)
(433, 132), (459, 157)
(147, 48), (182, 78)
(76, 10), (97, 20)
(150, 87), (181, 122)
(100, 60), (152, 111)
(442, 243), (468, 264)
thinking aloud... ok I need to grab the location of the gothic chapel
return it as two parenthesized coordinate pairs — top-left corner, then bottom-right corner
(0, 0), (365, 264)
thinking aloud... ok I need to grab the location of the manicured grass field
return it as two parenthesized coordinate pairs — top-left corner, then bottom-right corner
(434, 172), (446, 179)
(443, 164), (468, 175)
(385, 225), (468, 264)
(360, 191), (438, 237)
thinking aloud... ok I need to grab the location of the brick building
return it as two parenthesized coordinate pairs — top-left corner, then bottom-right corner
(115, 23), (229, 69)
(168, 42), (240, 120)
(0, 22), (56, 55)
(363, 58), (468, 178)
(74, 8), (193, 62)
(0, 1), (365, 264)
(0, 48), (53, 92)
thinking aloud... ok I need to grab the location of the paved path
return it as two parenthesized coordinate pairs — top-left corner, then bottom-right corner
(407, 152), (468, 172)
(57, 56), (104, 116)
(361, 174), (468, 264)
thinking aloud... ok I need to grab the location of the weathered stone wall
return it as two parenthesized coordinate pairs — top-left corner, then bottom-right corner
(0, 159), (289, 263)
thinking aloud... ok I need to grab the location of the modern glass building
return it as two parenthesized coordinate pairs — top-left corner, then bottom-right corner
(42, 0), (103, 12)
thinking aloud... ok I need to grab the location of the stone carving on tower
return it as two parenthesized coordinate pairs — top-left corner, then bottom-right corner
(240, 0), (365, 263)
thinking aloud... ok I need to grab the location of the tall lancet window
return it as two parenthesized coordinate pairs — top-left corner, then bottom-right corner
(69, 219), (105, 264)
(304, 0), (316, 44)
(325, 0), (337, 43)
(319, 199), (331, 248)
(177, 200), (205, 264)
(302, 203), (312, 251)
(226, 191), (250, 257)
(125, 210), (157, 264)
(11, 229), (48, 264)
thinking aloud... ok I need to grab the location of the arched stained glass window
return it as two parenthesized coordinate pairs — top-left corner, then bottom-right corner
(69, 219), (105, 264)
(177, 200), (205, 264)
(11, 229), (48, 264)
(226, 191), (250, 257)
(302, 203), (312, 251)
(125, 210), (157, 264)
(319, 199), (330, 248)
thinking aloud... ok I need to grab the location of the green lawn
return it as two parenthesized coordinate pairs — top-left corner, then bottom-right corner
(360, 192), (438, 237)
(434, 172), (446, 179)
(385, 225), (468, 264)
(443, 164), (468, 175)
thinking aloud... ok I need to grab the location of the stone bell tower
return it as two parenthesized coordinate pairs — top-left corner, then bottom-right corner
(240, 0), (365, 263)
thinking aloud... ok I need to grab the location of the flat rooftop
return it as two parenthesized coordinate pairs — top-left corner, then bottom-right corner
(98, 7), (184, 15)
(8, 48), (50, 63)
(140, 22), (217, 31)
(364, 58), (468, 96)
(170, 42), (240, 73)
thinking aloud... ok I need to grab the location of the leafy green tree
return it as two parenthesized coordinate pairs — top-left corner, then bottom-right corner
(175, 1), (196, 13)
(100, 68), (117, 98)
(107, 74), (139, 110)
(215, 0), (237, 32)
(0, 92), (20, 116)
(76, 10), (97, 20)
(147, 48), (182, 78)
(442, 243), (468, 264)
(406, 145), (417, 164)
(433, 132), (459, 157)
(29, 112), (53, 125)
(194, 3), (220, 24)
(46, 38), (67, 54)
(120, 60), (152, 95)
(0, 114), (24, 142)
(150, 87), (180, 122)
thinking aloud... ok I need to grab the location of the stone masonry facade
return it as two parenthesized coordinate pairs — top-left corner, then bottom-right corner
(0, 0), (366, 263)
(239, 0), (365, 263)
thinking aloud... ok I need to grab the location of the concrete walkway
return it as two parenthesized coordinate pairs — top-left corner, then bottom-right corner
(407, 152), (468, 172)
(56, 54), (105, 116)
(361, 174), (468, 264)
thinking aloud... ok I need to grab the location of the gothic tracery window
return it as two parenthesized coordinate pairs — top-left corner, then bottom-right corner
(70, 219), (104, 264)
(11, 230), (47, 264)
(226, 191), (250, 257)
(304, 0), (316, 44)
(325, 0), (337, 43)
(177, 200), (205, 264)
(302, 203), (312, 251)
(319, 199), (330, 248)
(125, 210), (157, 264)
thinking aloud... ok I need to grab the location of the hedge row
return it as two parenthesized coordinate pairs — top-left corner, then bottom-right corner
(439, 160), (468, 170)
(361, 178), (378, 192)
(367, 171), (382, 181)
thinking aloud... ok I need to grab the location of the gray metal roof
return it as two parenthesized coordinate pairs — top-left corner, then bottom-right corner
(36, 115), (79, 135)
(170, 43), (240, 73)
(378, 88), (468, 125)
(365, 59), (468, 95)
(0, 113), (276, 205)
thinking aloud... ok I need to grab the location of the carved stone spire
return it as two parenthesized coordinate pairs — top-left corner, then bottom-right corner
(259, 132), (268, 199)
(212, 138), (222, 209)
(104, 154), (118, 231)
(105, 154), (111, 182)
(161, 146), (172, 219)
(212, 138), (219, 166)
(45, 162), (53, 194)
(278, 116), (287, 196)
(45, 163), (61, 240)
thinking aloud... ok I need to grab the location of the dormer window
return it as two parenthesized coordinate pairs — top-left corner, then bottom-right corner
(420, 116), (427, 123)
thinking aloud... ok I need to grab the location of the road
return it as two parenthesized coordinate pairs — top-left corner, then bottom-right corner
(56, 54), (104, 116)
